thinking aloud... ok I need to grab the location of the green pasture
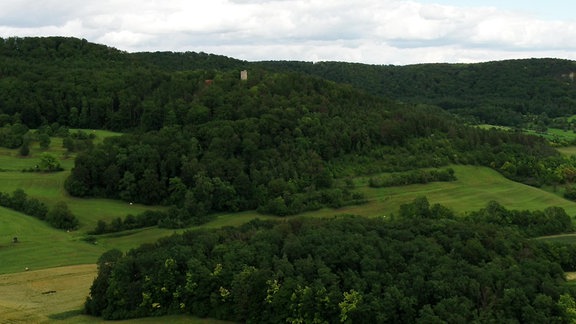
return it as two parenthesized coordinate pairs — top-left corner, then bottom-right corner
(294, 165), (576, 219)
(476, 124), (512, 131)
(0, 145), (74, 171)
(557, 146), (576, 156)
(2, 159), (576, 275)
(0, 206), (105, 274)
(0, 170), (157, 230)
(4, 159), (576, 323)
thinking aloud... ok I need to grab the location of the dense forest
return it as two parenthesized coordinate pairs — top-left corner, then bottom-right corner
(1, 37), (572, 223)
(256, 59), (576, 128)
(84, 199), (576, 322)
(4, 37), (576, 321)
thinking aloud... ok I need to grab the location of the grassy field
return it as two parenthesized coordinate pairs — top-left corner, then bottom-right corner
(3, 138), (576, 323)
(0, 264), (231, 324)
(557, 146), (576, 156)
(293, 165), (576, 219)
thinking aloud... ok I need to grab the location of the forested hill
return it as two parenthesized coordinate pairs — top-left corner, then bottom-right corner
(256, 59), (576, 125)
(0, 36), (563, 222)
(2, 36), (576, 128)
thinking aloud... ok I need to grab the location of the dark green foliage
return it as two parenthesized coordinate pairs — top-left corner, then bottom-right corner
(85, 214), (575, 322)
(0, 37), (569, 209)
(38, 152), (62, 172)
(257, 58), (576, 126)
(38, 133), (50, 149)
(0, 189), (48, 220)
(0, 123), (28, 149)
(539, 242), (576, 272)
(59, 68), (560, 214)
(369, 168), (456, 188)
(84, 249), (124, 316)
(19, 141), (29, 156)
(469, 200), (574, 237)
(564, 185), (576, 200)
(88, 209), (208, 234)
(46, 201), (79, 230)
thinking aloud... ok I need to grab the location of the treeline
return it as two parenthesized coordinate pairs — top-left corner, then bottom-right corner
(397, 196), (574, 238)
(90, 208), (213, 234)
(0, 189), (78, 230)
(257, 59), (576, 128)
(3, 37), (576, 132)
(369, 168), (456, 188)
(469, 200), (574, 237)
(85, 199), (576, 322)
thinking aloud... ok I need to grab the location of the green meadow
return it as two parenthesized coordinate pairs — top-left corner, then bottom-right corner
(0, 206), (103, 274)
(3, 137), (576, 322)
(2, 132), (576, 275)
(557, 146), (576, 156)
(2, 151), (576, 275)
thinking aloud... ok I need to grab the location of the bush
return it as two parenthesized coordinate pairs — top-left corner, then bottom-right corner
(46, 201), (79, 230)
(369, 168), (456, 188)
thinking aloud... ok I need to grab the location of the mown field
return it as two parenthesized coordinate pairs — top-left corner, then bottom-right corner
(557, 145), (576, 156)
(2, 133), (576, 322)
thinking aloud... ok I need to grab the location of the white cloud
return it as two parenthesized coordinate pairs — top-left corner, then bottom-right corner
(0, 0), (576, 64)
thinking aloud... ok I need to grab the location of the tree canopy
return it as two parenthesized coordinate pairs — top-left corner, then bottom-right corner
(84, 202), (576, 322)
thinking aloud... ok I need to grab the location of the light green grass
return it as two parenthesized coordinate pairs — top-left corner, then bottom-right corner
(0, 206), (105, 274)
(186, 165), (576, 223)
(2, 163), (576, 275)
(295, 165), (576, 219)
(476, 124), (512, 131)
(0, 144), (74, 171)
(364, 165), (576, 216)
(557, 146), (576, 156)
(0, 170), (157, 230)
(524, 128), (576, 143)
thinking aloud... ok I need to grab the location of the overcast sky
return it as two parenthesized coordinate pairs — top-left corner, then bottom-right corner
(1, 0), (576, 65)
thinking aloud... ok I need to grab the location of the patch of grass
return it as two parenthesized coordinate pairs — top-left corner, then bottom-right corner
(476, 124), (512, 131)
(557, 146), (576, 156)
(48, 309), (84, 320)
(534, 234), (576, 244)
(0, 207), (105, 274)
(0, 170), (158, 230)
(299, 165), (576, 218)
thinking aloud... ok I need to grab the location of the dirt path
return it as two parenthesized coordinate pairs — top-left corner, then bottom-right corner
(0, 264), (97, 323)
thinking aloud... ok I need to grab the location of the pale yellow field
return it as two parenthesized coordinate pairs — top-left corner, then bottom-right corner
(0, 264), (234, 323)
(0, 264), (96, 323)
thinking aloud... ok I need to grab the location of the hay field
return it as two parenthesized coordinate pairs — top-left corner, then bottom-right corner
(0, 264), (96, 323)
(0, 264), (232, 323)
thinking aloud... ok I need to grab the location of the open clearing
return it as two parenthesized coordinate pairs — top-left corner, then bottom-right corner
(557, 145), (576, 156)
(0, 264), (231, 324)
(0, 264), (96, 323)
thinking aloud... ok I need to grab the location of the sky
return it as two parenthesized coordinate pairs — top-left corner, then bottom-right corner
(1, 0), (576, 65)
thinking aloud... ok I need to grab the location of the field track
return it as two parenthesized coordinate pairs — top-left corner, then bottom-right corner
(0, 264), (96, 323)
